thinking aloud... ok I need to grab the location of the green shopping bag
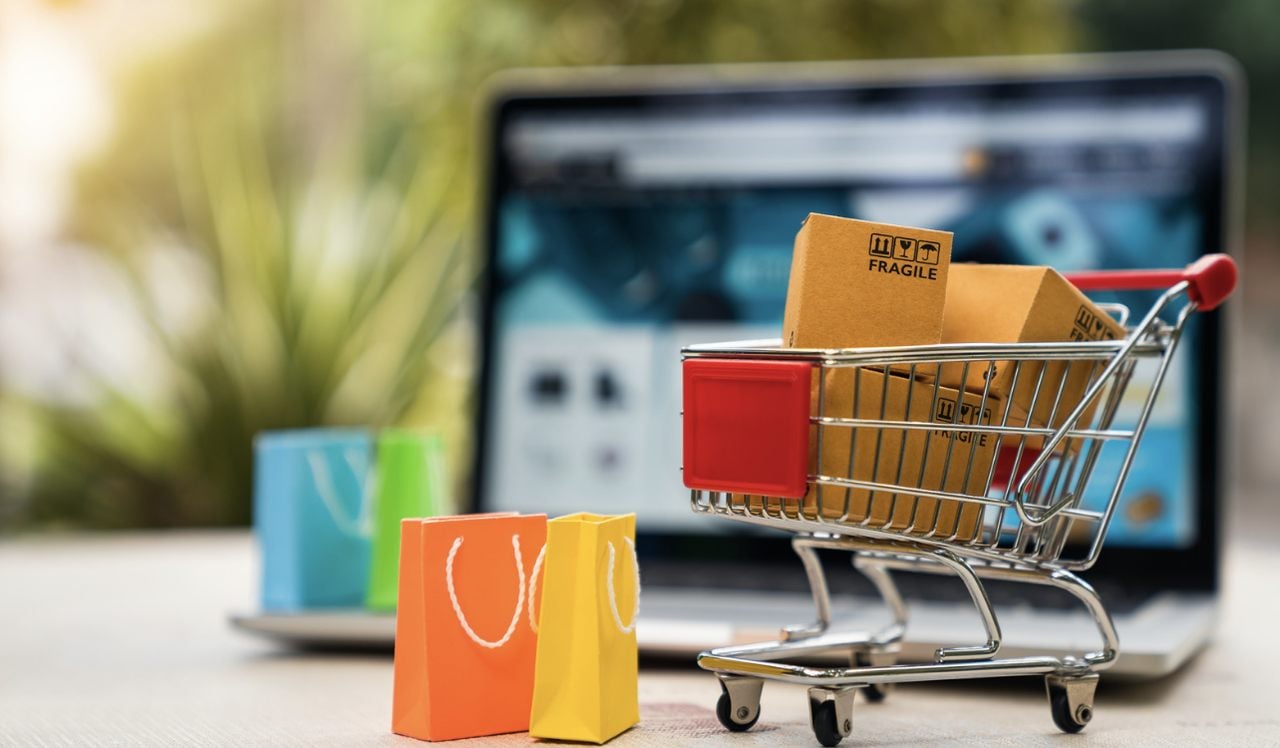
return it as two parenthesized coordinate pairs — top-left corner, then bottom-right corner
(366, 429), (448, 610)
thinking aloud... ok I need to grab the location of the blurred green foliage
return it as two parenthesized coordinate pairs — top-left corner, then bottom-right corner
(6, 0), (1091, 528)
(1079, 0), (1280, 233)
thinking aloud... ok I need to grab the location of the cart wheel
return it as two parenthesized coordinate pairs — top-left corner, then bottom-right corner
(1049, 687), (1089, 733)
(808, 687), (855, 747)
(810, 701), (844, 747)
(716, 691), (759, 732)
(715, 676), (762, 732)
(1045, 673), (1098, 734)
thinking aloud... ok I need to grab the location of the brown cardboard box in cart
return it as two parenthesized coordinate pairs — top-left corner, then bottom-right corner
(801, 367), (1001, 542)
(939, 264), (1127, 439)
(773, 213), (985, 539)
(783, 213), (953, 350)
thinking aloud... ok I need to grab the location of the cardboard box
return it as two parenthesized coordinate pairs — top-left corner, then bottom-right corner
(939, 264), (1127, 435)
(783, 213), (953, 349)
(800, 367), (1000, 542)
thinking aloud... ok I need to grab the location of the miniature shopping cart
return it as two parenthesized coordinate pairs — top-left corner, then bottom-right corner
(680, 255), (1237, 746)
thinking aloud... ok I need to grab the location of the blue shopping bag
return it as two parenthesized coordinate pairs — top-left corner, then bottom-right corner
(254, 428), (374, 610)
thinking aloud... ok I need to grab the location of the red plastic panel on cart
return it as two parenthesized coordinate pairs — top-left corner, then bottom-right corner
(682, 358), (812, 499)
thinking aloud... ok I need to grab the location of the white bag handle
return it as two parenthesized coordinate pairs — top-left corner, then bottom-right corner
(606, 537), (640, 635)
(306, 448), (374, 538)
(445, 534), (526, 649)
(526, 536), (640, 635)
(527, 544), (547, 633)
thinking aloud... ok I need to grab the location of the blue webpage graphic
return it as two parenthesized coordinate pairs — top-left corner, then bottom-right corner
(492, 186), (1201, 548)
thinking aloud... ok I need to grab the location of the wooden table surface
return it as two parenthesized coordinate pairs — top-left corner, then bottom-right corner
(2, 517), (1278, 746)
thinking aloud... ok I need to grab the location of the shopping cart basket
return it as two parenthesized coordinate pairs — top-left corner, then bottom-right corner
(680, 255), (1237, 745)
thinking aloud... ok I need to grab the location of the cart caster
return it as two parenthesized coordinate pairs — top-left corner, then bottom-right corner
(715, 676), (762, 732)
(852, 648), (897, 703)
(808, 686), (856, 747)
(1045, 672), (1099, 734)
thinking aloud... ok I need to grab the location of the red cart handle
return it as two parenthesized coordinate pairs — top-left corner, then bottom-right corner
(1064, 253), (1237, 311)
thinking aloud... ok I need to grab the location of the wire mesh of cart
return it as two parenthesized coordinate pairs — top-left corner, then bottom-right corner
(679, 255), (1237, 746)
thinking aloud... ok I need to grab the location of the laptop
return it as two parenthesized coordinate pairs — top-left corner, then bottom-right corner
(232, 53), (1240, 678)
(473, 52), (1241, 678)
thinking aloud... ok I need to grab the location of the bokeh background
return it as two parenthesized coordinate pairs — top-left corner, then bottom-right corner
(0, 0), (1275, 530)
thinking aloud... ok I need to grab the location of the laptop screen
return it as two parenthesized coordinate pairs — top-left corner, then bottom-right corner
(479, 68), (1230, 553)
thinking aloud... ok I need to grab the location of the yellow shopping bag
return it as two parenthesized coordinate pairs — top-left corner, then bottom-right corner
(529, 513), (639, 743)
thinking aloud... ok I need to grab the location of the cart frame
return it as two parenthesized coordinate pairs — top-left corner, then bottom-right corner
(681, 255), (1236, 745)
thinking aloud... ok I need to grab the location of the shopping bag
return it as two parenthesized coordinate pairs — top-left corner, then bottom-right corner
(392, 512), (547, 742)
(530, 512), (639, 744)
(253, 428), (373, 611)
(365, 430), (447, 611)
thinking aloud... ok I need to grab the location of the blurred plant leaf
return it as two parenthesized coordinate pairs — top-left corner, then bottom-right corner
(7, 0), (1080, 528)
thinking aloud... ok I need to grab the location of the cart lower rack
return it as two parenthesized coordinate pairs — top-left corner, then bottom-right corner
(679, 255), (1236, 745)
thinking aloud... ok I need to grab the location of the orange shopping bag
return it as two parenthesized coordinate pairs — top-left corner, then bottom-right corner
(392, 512), (547, 741)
